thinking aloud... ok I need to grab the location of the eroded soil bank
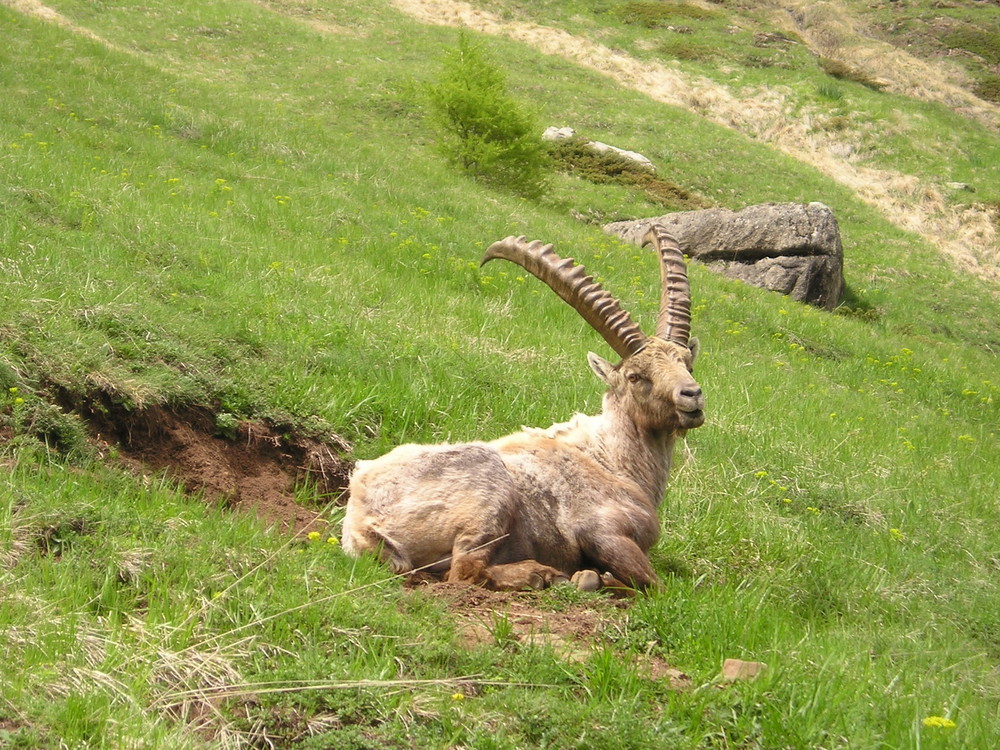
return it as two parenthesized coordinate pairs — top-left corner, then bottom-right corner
(65, 394), (353, 534)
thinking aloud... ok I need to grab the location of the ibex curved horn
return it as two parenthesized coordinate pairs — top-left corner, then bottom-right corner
(481, 236), (647, 358)
(642, 225), (692, 347)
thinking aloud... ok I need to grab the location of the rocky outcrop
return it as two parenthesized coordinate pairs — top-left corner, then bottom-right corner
(604, 203), (845, 310)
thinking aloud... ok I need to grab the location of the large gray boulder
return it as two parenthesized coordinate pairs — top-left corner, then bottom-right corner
(604, 202), (845, 310)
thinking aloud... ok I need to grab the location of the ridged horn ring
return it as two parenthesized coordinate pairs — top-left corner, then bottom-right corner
(481, 236), (648, 359)
(641, 225), (692, 347)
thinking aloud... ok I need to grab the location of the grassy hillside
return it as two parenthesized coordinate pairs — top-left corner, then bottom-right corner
(1, 0), (998, 747)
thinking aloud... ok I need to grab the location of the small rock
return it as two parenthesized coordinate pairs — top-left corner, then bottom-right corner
(643, 658), (693, 690)
(587, 140), (653, 168)
(542, 126), (576, 141)
(721, 658), (767, 682)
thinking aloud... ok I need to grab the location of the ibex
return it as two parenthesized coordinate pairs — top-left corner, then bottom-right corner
(342, 226), (704, 591)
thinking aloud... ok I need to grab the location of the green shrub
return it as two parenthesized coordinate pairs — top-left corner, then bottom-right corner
(659, 38), (718, 63)
(425, 34), (550, 199)
(1, 387), (90, 459)
(943, 28), (1000, 66)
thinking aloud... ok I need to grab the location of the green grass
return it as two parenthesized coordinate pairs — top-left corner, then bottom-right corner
(617, 1), (721, 27)
(2, 0), (999, 747)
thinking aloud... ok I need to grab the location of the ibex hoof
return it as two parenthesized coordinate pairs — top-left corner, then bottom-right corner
(526, 569), (568, 590)
(600, 571), (639, 597)
(571, 569), (601, 592)
(484, 561), (568, 591)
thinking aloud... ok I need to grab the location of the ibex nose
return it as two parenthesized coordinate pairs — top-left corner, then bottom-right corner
(676, 384), (705, 426)
(680, 386), (702, 401)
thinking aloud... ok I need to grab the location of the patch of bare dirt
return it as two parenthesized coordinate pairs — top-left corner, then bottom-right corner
(69, 394), (352, 534)
(409, 581), (692, 688)
(416, 581), (620, 647)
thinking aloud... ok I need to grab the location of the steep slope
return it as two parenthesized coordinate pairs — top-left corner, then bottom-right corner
(1, 1), (998, 747)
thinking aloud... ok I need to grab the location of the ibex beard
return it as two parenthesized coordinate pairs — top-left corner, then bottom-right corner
(342, 226), (704, 592)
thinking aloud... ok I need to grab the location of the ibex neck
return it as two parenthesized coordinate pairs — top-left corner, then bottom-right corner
(591, 406), (676, 506)
(518, 405), (677, 505)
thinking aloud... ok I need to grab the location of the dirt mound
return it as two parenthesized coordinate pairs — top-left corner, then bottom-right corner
(72, 395), (352, 534)
(416, 581), (625, 647)
(410, 581), (692, 688)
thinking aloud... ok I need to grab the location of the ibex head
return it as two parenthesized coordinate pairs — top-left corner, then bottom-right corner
(482, 226), (705, 433)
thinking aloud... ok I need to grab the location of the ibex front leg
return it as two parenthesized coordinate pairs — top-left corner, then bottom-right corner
(447, 529), (568, 591)
(580, 534), (660, 591)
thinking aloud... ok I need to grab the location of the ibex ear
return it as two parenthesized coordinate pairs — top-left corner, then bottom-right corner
(688, 337), (700, 363)
(587, 352), (616, 384)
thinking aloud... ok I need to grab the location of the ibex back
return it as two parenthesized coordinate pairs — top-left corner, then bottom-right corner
(342, 226), (704, 591)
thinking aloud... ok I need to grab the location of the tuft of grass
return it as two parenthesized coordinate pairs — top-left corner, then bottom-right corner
(816, 80), (845, 101)
(618, 1), (720, 27)
(819, 56), (887, 90)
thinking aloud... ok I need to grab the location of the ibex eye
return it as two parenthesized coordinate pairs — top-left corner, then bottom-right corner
(626, 373), (641, 384)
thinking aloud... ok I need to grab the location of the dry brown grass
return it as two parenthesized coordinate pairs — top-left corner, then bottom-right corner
(769, 0), (1000, 131)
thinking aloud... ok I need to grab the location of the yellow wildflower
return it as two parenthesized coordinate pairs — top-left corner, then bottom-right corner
(922, 716), (956, 729)
(307, 531), (321, 541)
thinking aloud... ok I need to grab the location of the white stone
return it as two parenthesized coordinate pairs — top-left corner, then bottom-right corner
(543, 126), (653, 167)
